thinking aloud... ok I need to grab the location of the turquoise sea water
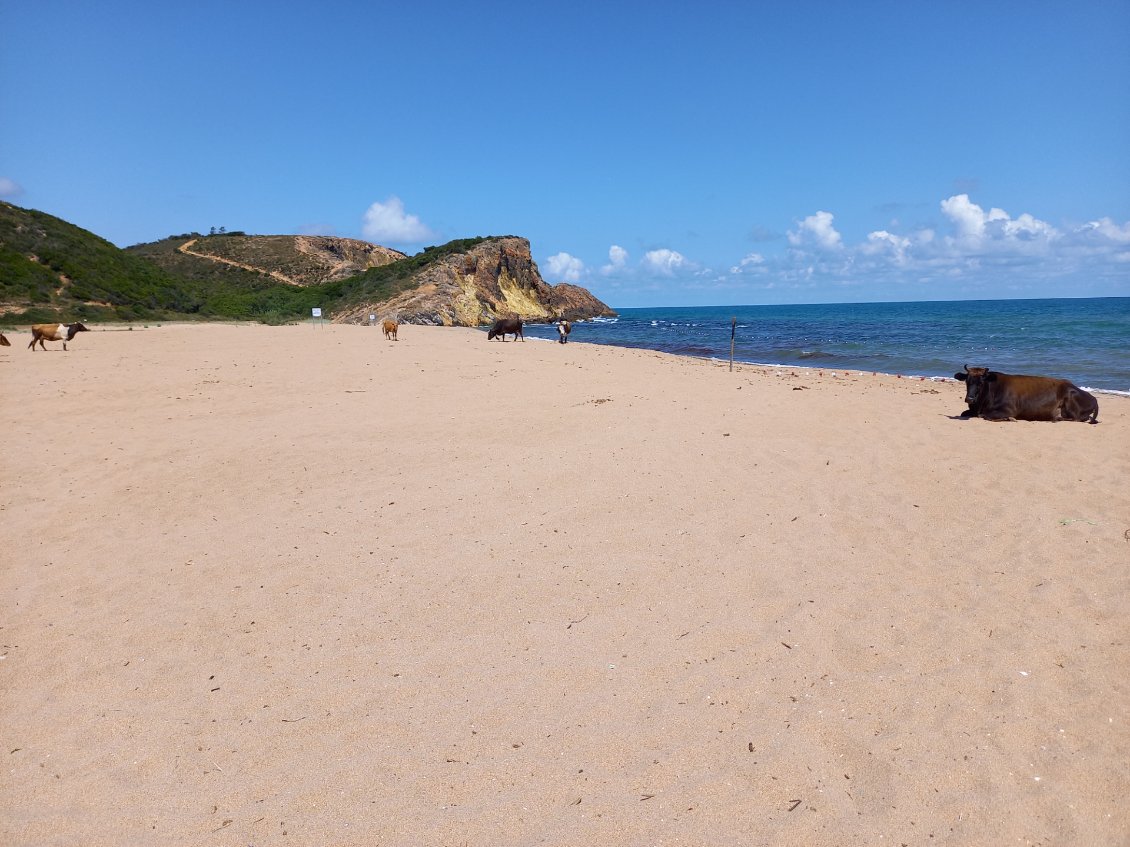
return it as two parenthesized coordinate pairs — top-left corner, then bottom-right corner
(520, 297), (1130, 394)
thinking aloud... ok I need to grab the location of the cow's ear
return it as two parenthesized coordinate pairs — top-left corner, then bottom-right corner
(985, 372), (998, 382)
(954, 372), (967, 381)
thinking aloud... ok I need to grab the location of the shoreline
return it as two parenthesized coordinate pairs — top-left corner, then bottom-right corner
(7, 310), (1128, 394)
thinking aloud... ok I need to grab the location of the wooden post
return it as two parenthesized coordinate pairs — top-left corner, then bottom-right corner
(730, 317), (736, 372)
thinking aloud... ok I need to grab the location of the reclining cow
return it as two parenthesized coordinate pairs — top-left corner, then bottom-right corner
(28, 322), (89, 351)
(487, 317), (524, 342)
(954, 365), (1098, 423)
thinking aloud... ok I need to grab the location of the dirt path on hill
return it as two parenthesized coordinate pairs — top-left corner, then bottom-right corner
(178, 239), (302, 286)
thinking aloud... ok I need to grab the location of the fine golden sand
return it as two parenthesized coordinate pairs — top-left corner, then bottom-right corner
(2, 323), (1128, 846)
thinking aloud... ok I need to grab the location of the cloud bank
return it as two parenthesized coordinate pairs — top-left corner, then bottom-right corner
(588, 195), (1127, 297)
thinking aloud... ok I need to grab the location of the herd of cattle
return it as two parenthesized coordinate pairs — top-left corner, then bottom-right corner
(0, 321), (1102, 424)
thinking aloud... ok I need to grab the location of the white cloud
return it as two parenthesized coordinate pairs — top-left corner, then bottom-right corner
(940, 194), (989, 244)
(601, 244), (629, 275)
(860, 230), (912, 264)
(361, 196), (434, 244)
(1075, 217), (1130, 244)
(729, 252), (765, 273)
(0, 177), (23, 198)
(642, 248), (687, 275)
(940, 194), (1057, 249)
(545, 252), (585, 282)
(787, 211), (843, 250)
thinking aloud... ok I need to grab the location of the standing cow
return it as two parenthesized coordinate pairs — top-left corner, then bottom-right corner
(28, 322), (89, 351)
(954, 365), (1098, 423)
(487, 317), (524, 342)
(382, 319), (399, 341)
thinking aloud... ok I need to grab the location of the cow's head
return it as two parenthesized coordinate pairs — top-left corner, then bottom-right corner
(67, 322), (90, 340)
(954, 365), (996, 407)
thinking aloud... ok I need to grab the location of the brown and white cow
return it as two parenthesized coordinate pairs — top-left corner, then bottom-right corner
(954, 365), (1098, 423)
(382, 319), (399, 341)
(28, 322), (89, 351)
(487, 317), (524, 341)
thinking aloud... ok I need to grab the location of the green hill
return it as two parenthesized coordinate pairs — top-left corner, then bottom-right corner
(0, 202), (489, 324)
(0, 202), (198, 322)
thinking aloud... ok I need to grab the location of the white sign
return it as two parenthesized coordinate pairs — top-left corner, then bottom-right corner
(311, 308), (323, 318)
(369, 314), (376, 322)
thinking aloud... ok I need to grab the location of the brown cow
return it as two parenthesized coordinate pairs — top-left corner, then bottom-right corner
(487, 317), (524, 341)
(28, 322), (89, 351)
(382, 319), (399, 341)
(0, 332), (10, 347)
(954, 365), (1098, 423)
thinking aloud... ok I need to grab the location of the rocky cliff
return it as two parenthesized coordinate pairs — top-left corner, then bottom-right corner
(334, 236), (616, 326)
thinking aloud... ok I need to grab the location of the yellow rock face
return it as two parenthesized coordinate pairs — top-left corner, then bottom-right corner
(453, 274), (483, 326)
(497, 270), (551, 320)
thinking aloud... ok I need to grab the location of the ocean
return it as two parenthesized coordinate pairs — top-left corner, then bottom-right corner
(519, 297), (1130, 395)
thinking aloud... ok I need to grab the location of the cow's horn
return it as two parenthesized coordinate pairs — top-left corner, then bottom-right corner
(963, 364), (969, 372)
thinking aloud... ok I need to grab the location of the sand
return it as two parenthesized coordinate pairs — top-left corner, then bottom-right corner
(2, 322), (1127, 846)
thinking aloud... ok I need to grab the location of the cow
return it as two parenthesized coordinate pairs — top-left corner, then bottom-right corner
(0, 332), (10, 347)
(557, 319), (572, 344)
(28, 322), (90, 351)
(487, 317), (524, 342)
(382, 319), (399, 341)
(954, 365), (1098, 424)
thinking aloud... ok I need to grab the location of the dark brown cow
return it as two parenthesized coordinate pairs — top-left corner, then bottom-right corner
(954, 365), (1098, 424)
(0, 332), (10, 347)
(28, 322), (89, 351)
(487, 317), (524, 342)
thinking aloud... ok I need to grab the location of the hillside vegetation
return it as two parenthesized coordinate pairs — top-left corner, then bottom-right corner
(0, 202), (496, 324)
(1, 203), (195, 322)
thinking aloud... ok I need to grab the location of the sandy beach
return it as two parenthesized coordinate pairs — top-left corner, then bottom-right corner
(2, 322), (1127, 846)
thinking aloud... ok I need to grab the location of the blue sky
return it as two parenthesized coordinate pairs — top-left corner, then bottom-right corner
(2, 1), (1128, 307)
